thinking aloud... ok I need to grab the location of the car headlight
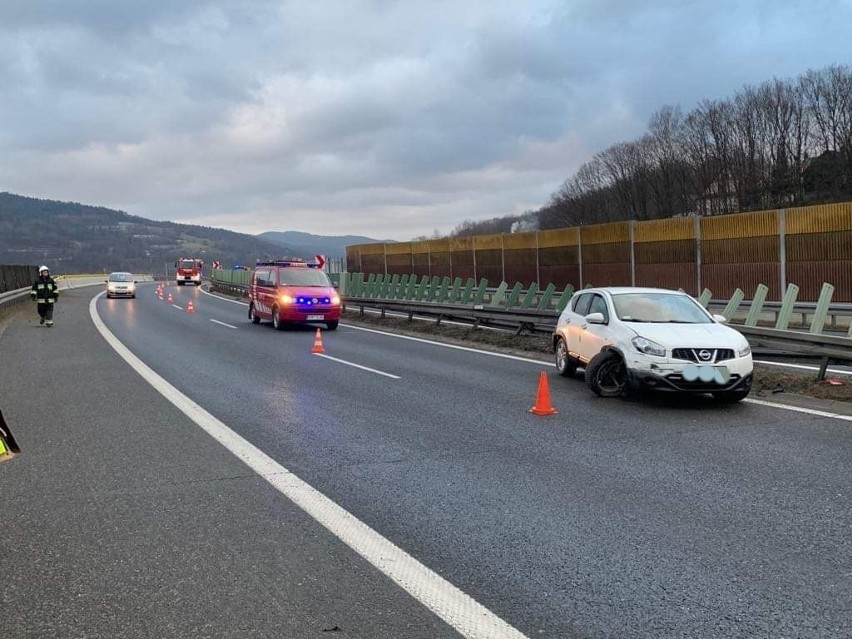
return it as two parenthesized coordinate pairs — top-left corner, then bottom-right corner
(632, 336), (666, 357)
(737, 343), (751, 358)
(280, 294), (293, 304)
(331, 295), (340, 305)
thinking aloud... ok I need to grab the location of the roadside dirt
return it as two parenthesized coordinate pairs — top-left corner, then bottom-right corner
(341, 309), (852, 403)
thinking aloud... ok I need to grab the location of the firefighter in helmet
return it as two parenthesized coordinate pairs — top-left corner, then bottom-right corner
(31, 265), (59, 326)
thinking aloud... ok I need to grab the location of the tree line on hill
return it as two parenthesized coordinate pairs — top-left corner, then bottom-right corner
(0, 193), (292, 274)
(445, 63), (852, 237)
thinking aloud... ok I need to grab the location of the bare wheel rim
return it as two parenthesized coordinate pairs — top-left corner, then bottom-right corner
(596, 358), (627, 394)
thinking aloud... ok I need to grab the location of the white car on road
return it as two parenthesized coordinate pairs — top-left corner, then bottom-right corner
(553, 287), (753, 402)
(105, 272), (137, 299)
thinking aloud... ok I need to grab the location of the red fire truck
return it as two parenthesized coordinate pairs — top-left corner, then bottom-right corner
(175, 258), (203, 286)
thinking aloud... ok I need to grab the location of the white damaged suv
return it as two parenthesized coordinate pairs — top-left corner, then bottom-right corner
(553, 287), (753, 402)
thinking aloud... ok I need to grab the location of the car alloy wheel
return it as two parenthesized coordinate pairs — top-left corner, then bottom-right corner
(555, 338), (577, 377)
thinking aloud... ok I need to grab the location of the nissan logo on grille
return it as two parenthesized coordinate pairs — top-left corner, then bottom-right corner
(698, 349), (713, 361)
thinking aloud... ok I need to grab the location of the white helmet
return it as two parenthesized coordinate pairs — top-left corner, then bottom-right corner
(39, 265), (49, 274)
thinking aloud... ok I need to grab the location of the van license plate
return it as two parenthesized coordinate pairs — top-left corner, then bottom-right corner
(307, 314), (324, 320)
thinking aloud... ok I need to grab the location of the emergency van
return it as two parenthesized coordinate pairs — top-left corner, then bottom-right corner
(248, 260), (341, 331)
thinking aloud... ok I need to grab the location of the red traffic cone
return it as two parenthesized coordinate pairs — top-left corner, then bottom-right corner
(311, 328), (325, 354)
(529, 371), (558, 416)
(167, 293), (173, 303)
(186, 300), (195, 314)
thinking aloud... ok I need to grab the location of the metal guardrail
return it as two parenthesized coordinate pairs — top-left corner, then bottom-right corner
(736, 326), (852, 379)
(0, 288), (32, 313)
(209, 274), (852, 377)
(708, 299), (852, 331)
(344, 296), (852, 378)
(0, 275), (156, 315)
(344, 297), (558, 336)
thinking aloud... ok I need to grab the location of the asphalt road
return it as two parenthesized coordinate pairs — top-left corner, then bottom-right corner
(2, 282), (852, 639)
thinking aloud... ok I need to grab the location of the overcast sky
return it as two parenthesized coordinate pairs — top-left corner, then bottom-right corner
(2, 1), (850, 241)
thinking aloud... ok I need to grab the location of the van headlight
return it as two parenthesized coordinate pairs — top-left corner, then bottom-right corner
(632, 336), (666, 357)
(737, 343), (751, 358)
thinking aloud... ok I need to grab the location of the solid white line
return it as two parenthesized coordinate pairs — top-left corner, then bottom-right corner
(356, 306), (504, 331)
(210, 319), (238, 329)
(345, 324), (548, 364)
(88, 294), (524, 639)
(201, 289), (547, 364)
(200, 287), (249, 305)
(314, 353), (401, 379)
(744, 397), (852, 422)
(754, 359), (852, 376)
(193, 291), (852, 424)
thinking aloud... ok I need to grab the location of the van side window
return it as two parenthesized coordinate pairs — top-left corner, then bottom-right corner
(255, 269), (270, 286)
(572, 293), (592, 316)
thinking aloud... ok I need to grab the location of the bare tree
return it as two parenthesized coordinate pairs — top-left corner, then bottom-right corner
(537, 63), (850, 228)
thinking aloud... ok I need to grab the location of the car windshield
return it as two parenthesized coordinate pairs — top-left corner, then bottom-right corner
(279, 269), (332, 286)
(611, 292), (711, 324)
(109, 273), (133, 282)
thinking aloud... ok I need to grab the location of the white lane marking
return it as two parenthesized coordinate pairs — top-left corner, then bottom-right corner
(201, 289), (545, 364)
(314, 353), (400, 379)
(171, 304), (183, 310)
(210, 319), (238, 329)
(88, 295), (525, 639)
(188, 291), (852, 424)
(345, 324), (548, 364)
(355, 306), (505, 331)
(201, 287), (248, 305)
(744, 398), (852, 422)
(754, 359), (852, 377)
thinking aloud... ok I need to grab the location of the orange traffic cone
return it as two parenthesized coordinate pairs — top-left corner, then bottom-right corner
(167, 293), (173, 303)
(529, 371), (558, 416)
(186, 300), (195, 314)
(311, 328), (325, 354)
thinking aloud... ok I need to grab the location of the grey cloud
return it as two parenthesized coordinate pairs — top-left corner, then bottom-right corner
(2, 0), (851, 241)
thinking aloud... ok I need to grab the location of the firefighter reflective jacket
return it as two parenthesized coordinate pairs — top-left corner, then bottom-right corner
(31, 276), (59, 304)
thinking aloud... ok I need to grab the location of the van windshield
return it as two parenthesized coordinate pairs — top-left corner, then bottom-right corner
(279, 269), (332, 286)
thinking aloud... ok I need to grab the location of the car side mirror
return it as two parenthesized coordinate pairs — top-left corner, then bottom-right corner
(586, 312), (606, 324)
(712, 314), (728, 323)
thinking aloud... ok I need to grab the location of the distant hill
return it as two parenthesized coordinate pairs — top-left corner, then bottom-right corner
(0, 192), (296, 274)
(258, 231), (393, 258)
